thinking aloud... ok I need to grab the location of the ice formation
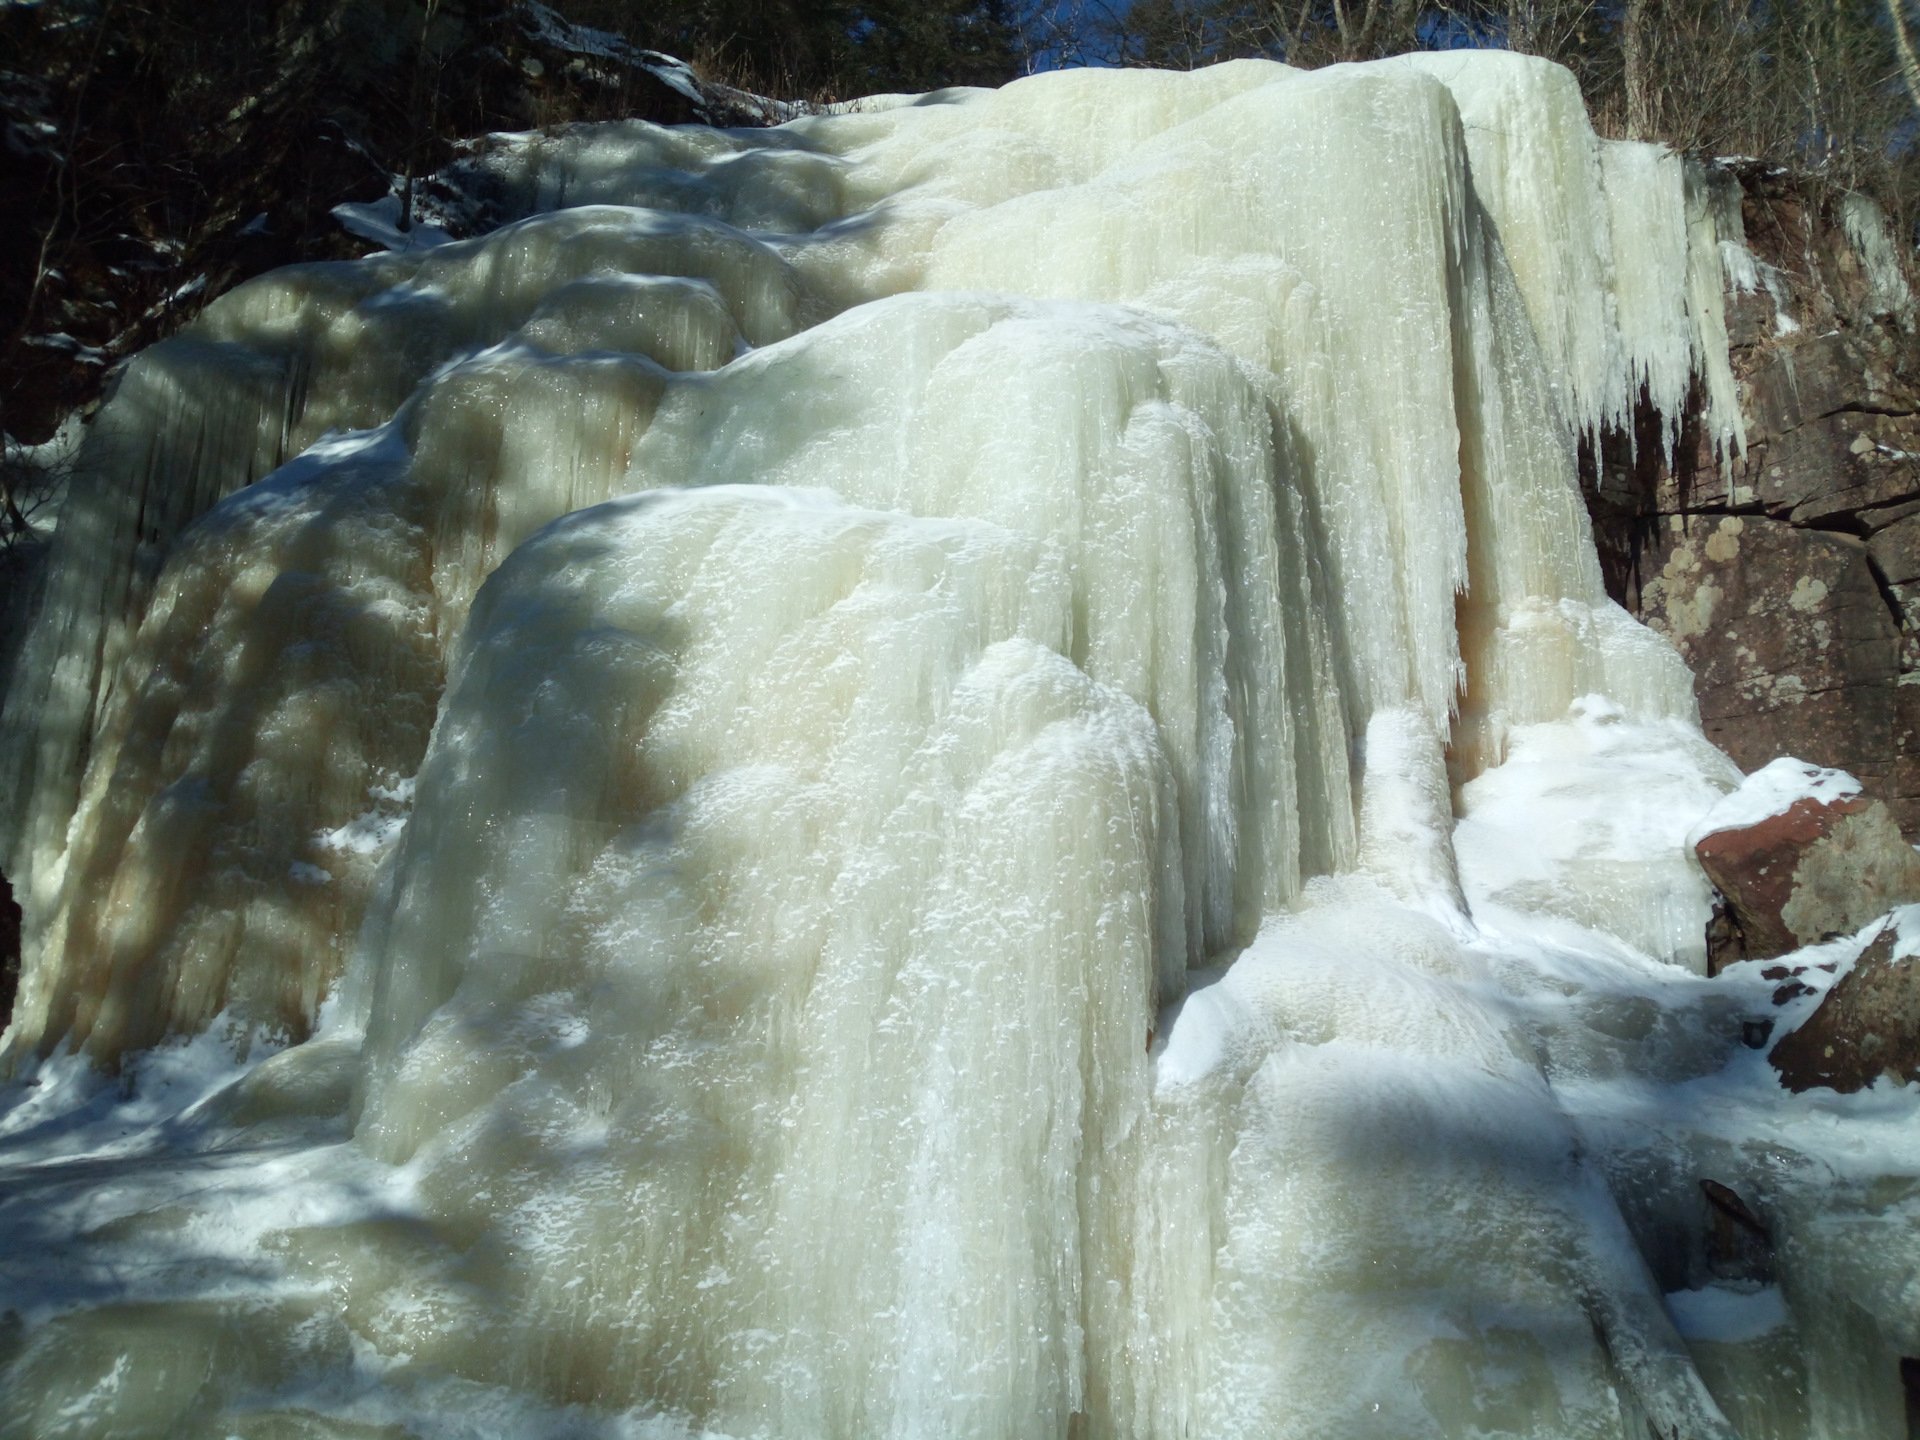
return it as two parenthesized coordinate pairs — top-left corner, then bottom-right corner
(1841, 190), (1918, 328)
(2, 51), (1917, 1440)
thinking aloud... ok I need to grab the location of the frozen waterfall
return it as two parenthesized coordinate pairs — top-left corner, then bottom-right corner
(0, 52), (1915, 1440)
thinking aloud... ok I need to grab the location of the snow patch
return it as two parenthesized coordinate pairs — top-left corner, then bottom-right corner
(1689, 757), (1863, 845)
(332, 195), (455, 252)
(1664, 1285), (1789, 1343)
(1455, 694), (1738, 967)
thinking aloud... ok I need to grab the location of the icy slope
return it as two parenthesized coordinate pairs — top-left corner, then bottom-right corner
(2, 51), (1912, 1440)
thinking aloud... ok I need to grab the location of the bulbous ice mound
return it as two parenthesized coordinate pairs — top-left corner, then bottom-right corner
(5, 52), (1913, 1440)
(3, 52), (1730, 1064)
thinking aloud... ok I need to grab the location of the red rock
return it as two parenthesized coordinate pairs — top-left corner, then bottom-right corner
(1696, 790), (1920, 961)
(1770, 923), (1920, 1093)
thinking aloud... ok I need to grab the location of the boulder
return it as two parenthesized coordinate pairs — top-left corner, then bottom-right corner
(1641, 517), (1902, 816)
(1770, 920), (1920, 1093)
(1694, 760), (1920, 961)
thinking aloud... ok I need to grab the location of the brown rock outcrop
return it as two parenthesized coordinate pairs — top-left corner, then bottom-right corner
(1770, 922), (1920, 1093)
(1592, 166), (1920, 833)
(1695, 789), (1920, 960)
(1642, 516), (1900, 802)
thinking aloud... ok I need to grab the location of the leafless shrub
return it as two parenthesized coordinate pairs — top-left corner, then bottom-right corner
(0, 427), (73, 558)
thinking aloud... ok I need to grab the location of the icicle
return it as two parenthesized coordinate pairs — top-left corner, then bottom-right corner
(1684, 159), (1749, 462)
(1840, 189), (1917, 329)
(1601, 142), (1693, 462)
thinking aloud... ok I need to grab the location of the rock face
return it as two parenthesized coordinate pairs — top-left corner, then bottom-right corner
(1770, 922), (1920, 1093)
(0, 872), (15, 1032)
(1593, 166), (1920, 833)
(1694, 786), (1920, 962)
(1642, 515), (1901, 804)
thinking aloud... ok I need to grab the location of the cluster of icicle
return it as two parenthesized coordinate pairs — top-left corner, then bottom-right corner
(0, 53), (1782, 1438)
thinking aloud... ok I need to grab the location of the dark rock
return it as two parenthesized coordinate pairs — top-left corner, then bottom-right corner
(1695, 787), (1920, 960)
(1869, 513), (1920, 674)
(1770, 923), (1920, 1093)
(1762, 414), (1920, 529)
(1701, 1178), (1773, 1284)
(1594, 170), (1920, 835)
(1896, 686), (1920, 832)
(0, 871), (15, 1033)
(1706, 896), (1749, 976)
(1742, 329), (1916, 442)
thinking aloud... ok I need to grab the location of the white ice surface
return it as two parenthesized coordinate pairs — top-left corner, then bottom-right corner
(1455, 694), (1739, 969)
(332, 196), (456, 252)
(1664, 1285), (1789, 1343)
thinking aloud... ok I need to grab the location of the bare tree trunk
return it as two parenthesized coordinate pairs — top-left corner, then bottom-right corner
(398, 0), (443, 232)
(1888, 0), (1920, 117)
(1506, 0), (1533, 51)
(1330, 0), (1354, 50)
(1623, 0), (1652, 137)
(20, 0), (121, 347)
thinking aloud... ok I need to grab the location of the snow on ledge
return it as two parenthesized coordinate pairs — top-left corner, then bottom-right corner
(331, 197), (454, 253)
(1687, 756), (1862, 847)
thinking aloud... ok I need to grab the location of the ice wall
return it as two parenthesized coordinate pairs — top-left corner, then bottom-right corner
(1390, 56), (1747, 463)
(0, 51), (1828, 1440)
(2, 52), (1725, 1061)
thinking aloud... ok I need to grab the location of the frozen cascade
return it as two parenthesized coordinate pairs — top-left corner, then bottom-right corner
(1, 51), (1917, 1440)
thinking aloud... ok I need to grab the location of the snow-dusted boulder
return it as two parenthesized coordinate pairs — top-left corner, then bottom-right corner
(1692, 758), (1920, 961)
(1770, 912), (1920, 1092)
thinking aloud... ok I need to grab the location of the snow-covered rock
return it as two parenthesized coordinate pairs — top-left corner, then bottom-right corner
(1770, 909), (1920, 1091)
(1692, 758), (1920, 960)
